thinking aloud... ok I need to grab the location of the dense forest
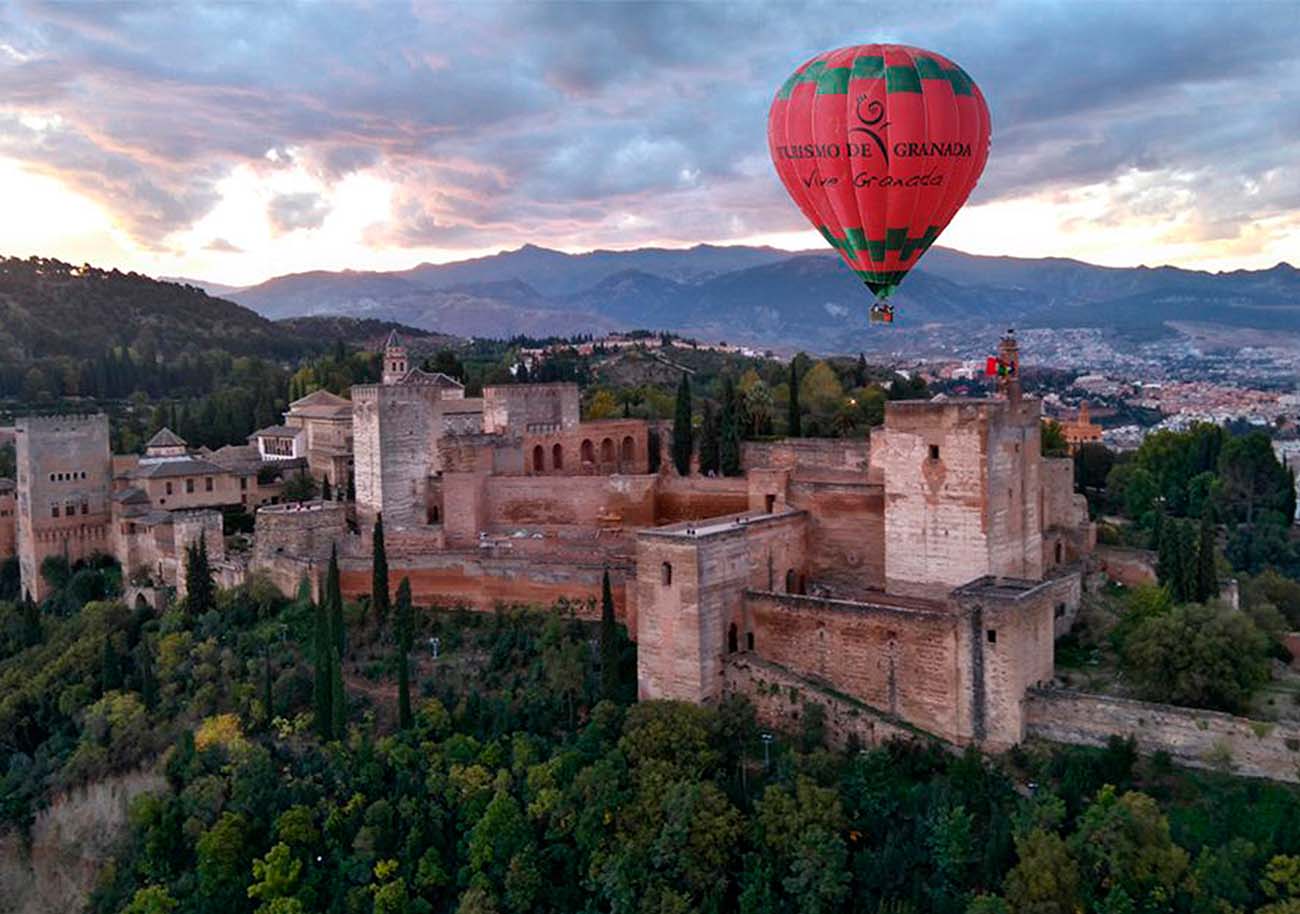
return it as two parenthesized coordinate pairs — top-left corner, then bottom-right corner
(5, 545), (1300, 914)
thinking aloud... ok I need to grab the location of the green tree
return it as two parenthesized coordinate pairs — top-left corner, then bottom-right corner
(20, 593), (41, 647)
(1217, 433), (1289, 525)
(1121, 603), (1270, 712)
(312, 590), (333, 741)
(600, 568), (619, 702)
(720, 375), (742, 476)
(100, 632), (122, 693)
(1194, 512), (1219, 604)
(799, 361), (844, 434)
(372, 513), (390, 629)
(787, 359), (802, 438)
(196, 811), (253, 912)
(330, 645), (346, 738)
(1068, 787), (1189, 912)
(1041, 420), (1068, 457)
(672, 373), (693, 476)
(699, 401), (720, 476)
(396, 576), (413, 730)
(281, 470), (318, 503)
(184, 532), (216, 616)
(121, 885), (179, 914)
(326, 545), (344, 660)
(248, 842), (302, 912)
(1003, 828), (1080, 914)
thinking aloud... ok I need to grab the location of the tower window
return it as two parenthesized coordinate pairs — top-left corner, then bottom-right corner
(661, 562), (672, 586)
(986, 629), (997, 644)
(929, 445), (940, 460)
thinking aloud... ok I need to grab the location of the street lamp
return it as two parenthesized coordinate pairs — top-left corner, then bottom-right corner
(760, 732), (773, 770)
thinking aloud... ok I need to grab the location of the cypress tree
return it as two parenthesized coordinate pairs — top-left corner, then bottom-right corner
(313, 588), (333, 741)
(672, 373), (693, 476)
(372, 514), (390, 629)
(327, 544), (345, 660)
(263, 647), (275, 727)
(100, 634), (122, 693)
(787, 360), (802, 438)
(600, 568), (619, 702)
(137, 642), (158, 711)
(1178, 520), (1200, 605)
(330, 646), (346, 739)
(720, 375), (742, 477)
(20, 592), (41, 647)
(855, 352), (869, 389)
(396, 577), (413, 730)
(185, 531), (215, 616)
(1196, 512), (1220, 604)
(699, 401), (720, 476)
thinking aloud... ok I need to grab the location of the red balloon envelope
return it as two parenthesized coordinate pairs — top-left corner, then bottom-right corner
(768, 44), (991, 320)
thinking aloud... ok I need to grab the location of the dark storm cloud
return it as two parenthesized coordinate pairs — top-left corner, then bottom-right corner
(1, 0), (1298, 253)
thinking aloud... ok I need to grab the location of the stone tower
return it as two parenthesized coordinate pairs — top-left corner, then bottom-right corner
(14, 414), (113, 600)
(996, 330), (1021, 402)
(382, 330), (408, 386)
(874, 396), (1043, 597)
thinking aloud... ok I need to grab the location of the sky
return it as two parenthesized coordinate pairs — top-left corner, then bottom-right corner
(1, 0), (1299, 287)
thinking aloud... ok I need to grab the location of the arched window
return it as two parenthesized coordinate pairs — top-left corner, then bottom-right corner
(661, 562), (673, 586)
(581, 439), (595, 463)
(431, 505), (441, 523)
(601, 437), (614, 462)
(552, 443), (564, 470)
(532, 444), (545, 473)
(728, 623), (738, 654)
(785, 569), (796, 593)
(621, 435), (635, 464)
(1054, 541), (1064, 564)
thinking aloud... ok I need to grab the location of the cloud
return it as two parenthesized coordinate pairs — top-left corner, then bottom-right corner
(268, 192), (330, 233)
(1, 0), (1298, 264)
(204, 237), (242, 253)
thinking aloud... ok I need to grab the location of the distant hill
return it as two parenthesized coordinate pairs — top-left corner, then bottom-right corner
(217, 243), (1300, 351)
(275, 316), (461, 351)
(0, 256), (311, 360)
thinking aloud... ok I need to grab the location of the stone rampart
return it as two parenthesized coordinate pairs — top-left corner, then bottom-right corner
(654, 475), (749, 523)
(1025, 688), (1300, 783)
(742, 437), (871, 475)
(723, 655), (937, 751)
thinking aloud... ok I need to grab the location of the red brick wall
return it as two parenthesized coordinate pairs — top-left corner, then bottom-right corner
(485, 474), (657, 528)
(654, 475), (749, 524)
(787, 479), (885, 594)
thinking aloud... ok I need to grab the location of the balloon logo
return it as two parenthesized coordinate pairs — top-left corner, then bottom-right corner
(768, 44), (991, 324)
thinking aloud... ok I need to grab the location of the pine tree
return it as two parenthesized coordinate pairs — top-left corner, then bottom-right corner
(672, 373), (693, 476)
(396, 577), (413, 730)
(1195, 512), (1220, 604)
(313, 589), (333, 741)
(372, 514), (390, 629)
(699, 401), (720, 476)
(787, 360), (802, 438)
(600, 568), (619, 702)
(184, 531), (215, 616)
(330, 646), (346, 739)
(720, 375), (742, 477)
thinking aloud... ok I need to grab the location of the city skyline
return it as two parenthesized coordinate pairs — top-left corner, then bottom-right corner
(2, 1), (1299, 286)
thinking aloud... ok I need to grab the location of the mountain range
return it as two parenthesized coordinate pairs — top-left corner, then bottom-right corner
(189, 244), (1300, 353)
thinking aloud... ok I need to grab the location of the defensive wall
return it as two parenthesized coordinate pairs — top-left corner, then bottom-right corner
(723, 654), (936, 751)
(1025, 687), (1300, 783)
(0, 481), (15, 559)
(653, 474), (751, 523)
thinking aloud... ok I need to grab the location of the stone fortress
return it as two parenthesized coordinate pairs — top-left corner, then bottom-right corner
(0, 331), (1098, 752)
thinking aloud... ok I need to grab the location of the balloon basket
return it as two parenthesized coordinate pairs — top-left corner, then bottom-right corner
(868, 306), (895, 326)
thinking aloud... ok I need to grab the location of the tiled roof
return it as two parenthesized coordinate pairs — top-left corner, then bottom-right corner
(145, 427), (186, 448)
(288, 389), (352, 418)
(129, 456), (227, 479)
(398, 368), (462, 388)
(249, 424), (302, 438)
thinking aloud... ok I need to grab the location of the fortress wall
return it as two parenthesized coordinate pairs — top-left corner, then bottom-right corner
(742, 437), (871, 474)
(483, 383), (580, 433)
(743, 590), (969, 744)
(0, 488), (15, 559)
(1041, 458), (1077, 529)
(723, 655), (930, 751)
(636, 512), (807, 703)
(1025, 688), (1300, 783)
(654, 475), (750, 523)
(338, 553), (632, 623)
(522, 418), (651, 476)
(787, 479), (885, 594)
(485, 473), (658, 528)
(985, 405), (1043, 582)
(253, 502), (348, 568)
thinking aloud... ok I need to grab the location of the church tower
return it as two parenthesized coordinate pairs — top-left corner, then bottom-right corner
(382, 330), (408, 385)
(996, 329), (1021, 402)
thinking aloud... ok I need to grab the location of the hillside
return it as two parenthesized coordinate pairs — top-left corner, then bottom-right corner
(222, 244), (1300, 351)
(0, 257), (310, 361)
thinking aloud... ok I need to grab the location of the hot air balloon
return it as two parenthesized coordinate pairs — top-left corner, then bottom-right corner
(768, 44), (990, 324)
